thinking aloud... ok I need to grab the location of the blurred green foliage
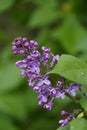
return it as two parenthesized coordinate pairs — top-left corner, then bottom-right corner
(0, 0), (87, 130)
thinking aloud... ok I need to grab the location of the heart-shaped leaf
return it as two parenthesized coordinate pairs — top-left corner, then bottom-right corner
(50, 54), (87, 85)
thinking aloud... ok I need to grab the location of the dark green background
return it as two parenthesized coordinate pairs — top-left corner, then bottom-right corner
(0, 0), (87, 130)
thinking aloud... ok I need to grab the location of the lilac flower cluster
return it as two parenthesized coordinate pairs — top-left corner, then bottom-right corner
(59, 108), (83, 127)
(12, 37), (82, 126)
(12, 37), (59, 110)
(59, 110), (73, 126)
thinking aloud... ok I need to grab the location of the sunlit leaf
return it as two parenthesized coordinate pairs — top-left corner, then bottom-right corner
(70, 118), (87, 130)
(50, 54), (87, 85)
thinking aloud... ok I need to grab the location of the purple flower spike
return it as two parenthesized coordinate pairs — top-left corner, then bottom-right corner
(51, 88), (66, 99)
(57, 81), (62, 88)
(22, 37), (27, 42)
(38, 94), (48, 105)
(42, 53), (50, 65)
(57, 90), (66, 99)
(50, 54), (59, 67)
(42, 46), (50, 53)
(37, 74), (51, 86)
(59, 115), (73, 126)
(16, 60), (27, 68)
(30, 40), (38, 47)
(43, 97), (54, 110)
(59, 119), (69, 126)
(29, 40), (38, 51)
(24, 41), (29, 47)
(20, 70), (27, 77)
(31, 50), (41, 58)
(61, 110), (69, 116)
(67, 83), (81, 96)
(12, 37), (82, 116)
(33, 86), (41, 93)
(28, 77), (37, 88)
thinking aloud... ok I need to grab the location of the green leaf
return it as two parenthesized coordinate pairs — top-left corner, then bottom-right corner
(27, 0), (59, 28)
(56, 123), (70, 130)
(75, 37), (87, 53)
(52, 14), (86, 54)
(0, 63), (22, 92)
(57, 118), (87, 130)
(0, 0), (15, 13)
(79, 96), (87, 111)
(27, 7), (60, 28)
(50, 54), (87, 85)
(75, 36), (87, 59)
(0, 88), (38, 119)
(0, 115), (19, 130)
(0, 92), (28, 119)
(70, 118), (87, 130)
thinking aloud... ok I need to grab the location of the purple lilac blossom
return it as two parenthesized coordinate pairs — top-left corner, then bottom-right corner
(57, 81), (62, 88)
(12, 37), (82, 110)
(12, 37), (59, 110)
(67, 83), (81, 96)
(61, 110), (69, 115)
(59, 115), (73, 127)
(59, 111), (73, 126)
(43, 97), (54, 110)
(12, 37), (82, 126)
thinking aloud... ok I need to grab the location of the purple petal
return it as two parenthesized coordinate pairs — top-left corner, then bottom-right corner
(16, 60), (27, 68)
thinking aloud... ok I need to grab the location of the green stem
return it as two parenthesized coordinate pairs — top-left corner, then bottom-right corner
(66, 93), (80, 104)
